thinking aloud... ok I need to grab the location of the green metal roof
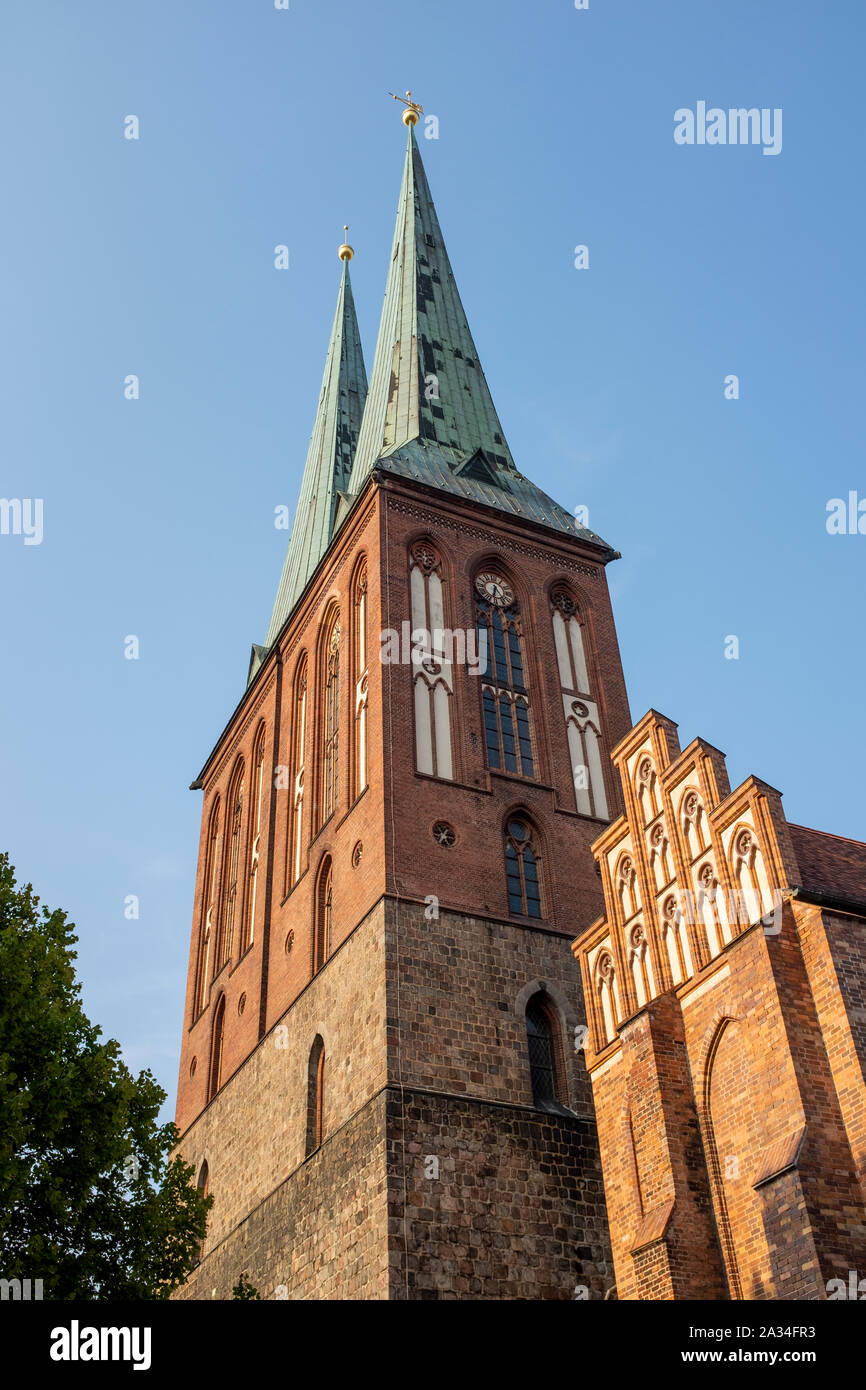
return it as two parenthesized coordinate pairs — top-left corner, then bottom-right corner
(346, 126), (611, 551)
(373, 437), (611, 548)
(265, 260), (367, 649)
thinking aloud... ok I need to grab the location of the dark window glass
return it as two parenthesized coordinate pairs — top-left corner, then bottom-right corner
(515, 701), (534, 777)
(483, 688), (501, 767)
(526, 1002), (556, 1105)
(504, 818), (543, 919)
(475, 582), (535, 777)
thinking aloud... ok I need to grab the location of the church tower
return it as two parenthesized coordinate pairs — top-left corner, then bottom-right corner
(173, 102), (631, 1300)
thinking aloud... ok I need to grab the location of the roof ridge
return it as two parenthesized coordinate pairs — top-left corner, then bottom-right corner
(789, 823), (866, 851)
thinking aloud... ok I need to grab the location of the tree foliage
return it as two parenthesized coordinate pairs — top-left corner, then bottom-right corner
(0, 853), (211, 1298)
(231, 1273), (260, 1300)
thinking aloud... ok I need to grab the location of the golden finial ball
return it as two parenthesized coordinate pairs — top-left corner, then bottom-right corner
(338, 225), (354, 261)
(396, 90), (421, 126)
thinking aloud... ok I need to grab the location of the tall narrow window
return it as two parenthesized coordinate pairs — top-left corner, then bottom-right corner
(220, 763), (244, 967)
(353, 566), (369, 798)
(243, 727), (266, 953)
(595, 950), (619, 1046)
(313, 857), (332, 973)
(409, 541), (453, 779)
(697, 860), (729, 955)
(730, 827), (771, 927)
(196, 1160), (209, 1199)
(196, 1161), (209, 1261)
(306, 1036), (325, 1156)
(288, 659), (307, 889)
(551, 589), (608, 818)
(635, 756), (660, 825)
(616, 854), (640, 920)
(525, 995), (567, 1111)
(504, 815), (543, 918)
(476, 572), (534, 777)
(628, 922), (655, 1007)
(194, 797), (220, 1017)
(320, 612), (341, 825)
(662, 894), (693, 986)
(648, 821), (674, 891)
(208, 996), (225, 1100)
(682, 790), (708, 861)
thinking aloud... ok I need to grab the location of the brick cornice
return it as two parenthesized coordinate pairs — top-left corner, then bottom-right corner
(385, 495), (604, 579)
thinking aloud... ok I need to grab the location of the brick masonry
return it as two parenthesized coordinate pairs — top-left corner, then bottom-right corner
(175, 896), (613, 1299)
(173, 467), (866, 1302)
(175, 1095), (390, 1302)
(388, 1088), (611, 1300)
(574, 709), (866, 1300)
(172, 472), (623, 1299)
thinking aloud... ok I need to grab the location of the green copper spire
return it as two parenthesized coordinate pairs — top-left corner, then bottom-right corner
(349, 124), (514, 485)
(265, 252), (367, 648)
(347, 123), (612, 550)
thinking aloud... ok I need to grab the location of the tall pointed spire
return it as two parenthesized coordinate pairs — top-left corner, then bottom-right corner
(265, 245), (367, 648)
(348, 112), (612, 549)
(349, 120), (515, 488)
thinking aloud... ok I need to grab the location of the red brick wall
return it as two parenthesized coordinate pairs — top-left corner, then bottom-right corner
(178, 475), (628, 1134)
(575, 707), (866, 1301)
(173, 473), (625, 1297)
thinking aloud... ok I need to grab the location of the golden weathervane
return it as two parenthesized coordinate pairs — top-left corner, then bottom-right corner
(389, 89), (423, 126)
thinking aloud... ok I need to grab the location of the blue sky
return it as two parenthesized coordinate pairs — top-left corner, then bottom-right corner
(1, 0), (863, 1115)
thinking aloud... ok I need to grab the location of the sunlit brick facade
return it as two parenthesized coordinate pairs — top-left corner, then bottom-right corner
(172, 116), (626, 1300)
(573, 709), (866, 1300)
(172, 113), (866, 1302)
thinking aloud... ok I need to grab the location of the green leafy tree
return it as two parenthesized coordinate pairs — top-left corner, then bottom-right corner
(0, 853), (211, 1299)
(232, 1273), (260, 1299)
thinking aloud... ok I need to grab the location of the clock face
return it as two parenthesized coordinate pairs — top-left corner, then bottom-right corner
(475, 572), (514, 607)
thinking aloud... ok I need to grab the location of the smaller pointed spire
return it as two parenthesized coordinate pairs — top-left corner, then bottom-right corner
(264, 247), (367, 648)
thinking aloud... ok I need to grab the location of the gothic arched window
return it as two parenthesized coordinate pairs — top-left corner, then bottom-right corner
(682, 789), (708, 861)
(661, 893), (693, 986)
(635, 756), (660, 826)
(306, 1036), (326, 1156)
(352, 563), (369, 800)
(208, 996), (225, 1101)
(504, 815), (543, 918)
(409, 541), (453, 779)
(319, 610), (341, 825)
(194, 796), (220, 1017)
(628, 921), (655, 1007)
(730, 827), (771, 928)
(648, 820), (674, 891)
(313, 857), (332, 974)
(196, 1161), (209, 1261)
(243, 725), (266, 954)
(616, 854), (640, 921)
(696, 859), (730, 955)
(476, 571), (534, 777)
(219, 762), (245, 967)
(595, 950), (619, 1046)
(288, 657), (307, 889)
(525, 995), (567, 1111)
(550, 588), (607, 817)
